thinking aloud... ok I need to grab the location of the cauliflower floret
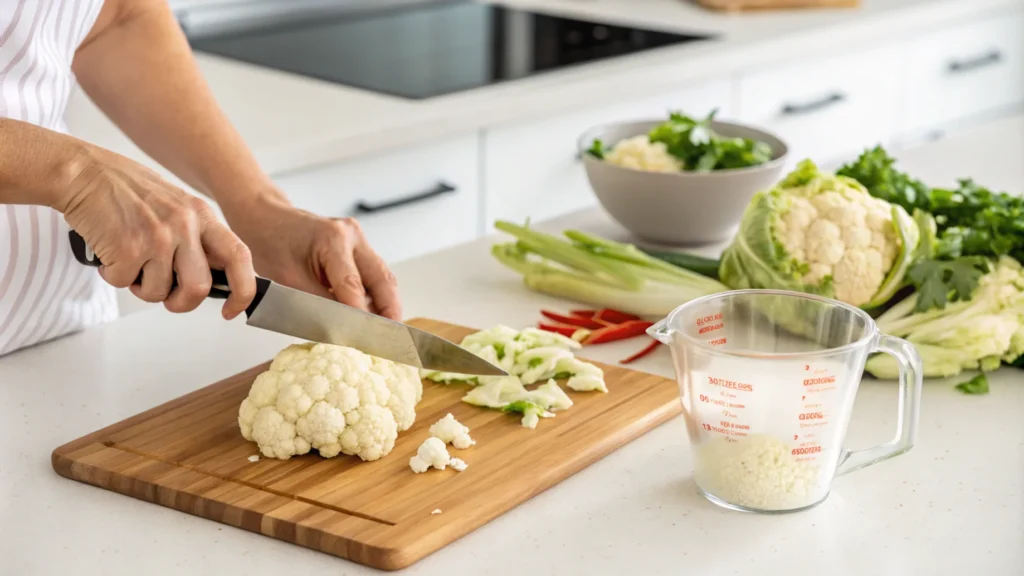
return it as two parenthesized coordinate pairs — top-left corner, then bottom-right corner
(603, 135), (683, 173)
(429, 414), (475, 449)
(409, 437), (451, 473)
(250, 407), (311, 460)
(295, 401), (346, 458)
(339, 404), (397, 461)
(761, 161), (915, 308)
(832, 249), (887, 305)
(449, 457), (468, 472)
(237, 342), (421, 461)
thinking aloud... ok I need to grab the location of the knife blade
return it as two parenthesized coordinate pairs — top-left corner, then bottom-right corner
(69, 230), (506, 376)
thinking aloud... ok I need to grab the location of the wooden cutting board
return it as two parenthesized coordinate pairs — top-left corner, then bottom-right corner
(52, 319), (682, 571)
(695, 0), (859, 12)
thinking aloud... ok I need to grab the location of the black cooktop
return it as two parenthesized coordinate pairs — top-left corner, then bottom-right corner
(183, 1), (713, 100)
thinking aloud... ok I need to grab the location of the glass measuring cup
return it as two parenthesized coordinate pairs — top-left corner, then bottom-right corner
(649, 289), (922, 513)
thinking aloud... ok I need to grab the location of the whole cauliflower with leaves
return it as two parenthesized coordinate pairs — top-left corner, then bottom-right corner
(720, 160), (924, 308)
(238, 342), (423, 461)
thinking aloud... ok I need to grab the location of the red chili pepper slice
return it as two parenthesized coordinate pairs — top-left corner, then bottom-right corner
(585, 320), (654, 344)
(620, 339), (660, 364)
(594, 308), (642, 325)
(540, 310), (605, 329)
(570, 309), (597, 318)
(538, 322), (591, 342)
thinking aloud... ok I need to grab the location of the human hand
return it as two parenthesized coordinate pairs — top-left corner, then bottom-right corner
(226, 197), (402, 320)
(54, 145), (257, 319)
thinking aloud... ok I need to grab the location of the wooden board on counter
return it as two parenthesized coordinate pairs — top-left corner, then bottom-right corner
(695, 0), (859, 12)
(52, 318), (682, 571)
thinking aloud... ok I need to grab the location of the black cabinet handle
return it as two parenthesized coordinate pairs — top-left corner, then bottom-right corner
(780, 92), (846, 116)
(353, 181), (456, 214)
(947, 50), (1002, 74)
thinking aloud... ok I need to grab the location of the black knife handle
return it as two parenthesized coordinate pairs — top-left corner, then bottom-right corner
(69, 230), (268, 315)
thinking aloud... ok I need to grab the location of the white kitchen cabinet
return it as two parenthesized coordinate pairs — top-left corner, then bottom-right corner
(482, 79), (734, 226)
(900, 10), (1024, 135)
(273, 134), (480, 264)
(735, 46), (904, 169)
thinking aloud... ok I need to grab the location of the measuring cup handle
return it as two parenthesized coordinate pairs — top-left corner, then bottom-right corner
(835, 334), (923, 477)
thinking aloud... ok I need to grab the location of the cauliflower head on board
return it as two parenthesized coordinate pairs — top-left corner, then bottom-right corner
(719, 160), (922, 309)
(238, 342), (423, 461)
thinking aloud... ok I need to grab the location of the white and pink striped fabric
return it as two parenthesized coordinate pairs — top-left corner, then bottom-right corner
(0, 0), (116, 357)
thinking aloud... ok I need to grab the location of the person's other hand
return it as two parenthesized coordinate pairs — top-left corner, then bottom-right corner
(56, 145), (257, 319)
(227, 197), (402, 321)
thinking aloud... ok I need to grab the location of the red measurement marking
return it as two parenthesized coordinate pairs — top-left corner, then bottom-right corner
(709, 337), (727, 346)
(803, 375), (836, 386)
(791, 445), (822, 456)
(698, 323), (724, 335)
(805, 365), (810, 371)
(707, 376), (753, 392)
(695, 313), (723, 326)
(799, 412), (825, 421)
(698, 394), (728, 407)
(702, 422), (749, 436)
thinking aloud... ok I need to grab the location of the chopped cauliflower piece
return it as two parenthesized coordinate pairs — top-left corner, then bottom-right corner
(423, 325), (608, 429)
(558, 358), (608, 393)
(238, 342), (422, 461)
(431, 509), (443, 515)
(449, 457), (468, 472)
(247, 455), (260, 463)
(409, 437), (451, 473)
(429, 413), (475, 449)
(533, 380), (574, 411)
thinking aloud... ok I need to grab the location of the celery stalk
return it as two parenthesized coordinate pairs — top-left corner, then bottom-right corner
(491, 221), (728, 317)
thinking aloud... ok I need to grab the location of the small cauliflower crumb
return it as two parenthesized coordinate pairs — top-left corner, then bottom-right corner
(247, 455), (260, 463)
(431, 509), (442, 515)
(429, 413), (475, 449)
(409, 437), (451, 474)
(449, 457), (468, 472)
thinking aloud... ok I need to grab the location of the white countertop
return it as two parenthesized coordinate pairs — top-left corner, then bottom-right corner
(2, 115), (1023, 575)
(66, 0), (1024, 178)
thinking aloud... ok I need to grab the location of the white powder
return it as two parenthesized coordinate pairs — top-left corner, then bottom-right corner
(694, 434), (826, 511)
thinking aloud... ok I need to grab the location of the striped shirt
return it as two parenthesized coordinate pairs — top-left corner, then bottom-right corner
(0, 0), (115, 357)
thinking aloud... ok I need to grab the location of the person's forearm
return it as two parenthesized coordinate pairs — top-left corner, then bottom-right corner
(0, 118), (88, 210)
(71, 0), (288, 222)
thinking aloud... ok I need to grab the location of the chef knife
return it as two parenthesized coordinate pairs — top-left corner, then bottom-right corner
(68, 231), (506, 376)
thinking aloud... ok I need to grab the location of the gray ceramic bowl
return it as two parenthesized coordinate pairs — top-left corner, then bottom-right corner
(578, 120), (788, 245)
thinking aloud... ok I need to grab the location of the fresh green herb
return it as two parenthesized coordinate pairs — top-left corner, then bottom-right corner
(906, 257), (989, 312)
(955, 373), (989, 395)
(838, 147), (1024, 263)
(836, 145), (932, 212)
(590, 109), (772, 172)
(647, 109), (773, 172)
